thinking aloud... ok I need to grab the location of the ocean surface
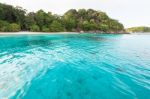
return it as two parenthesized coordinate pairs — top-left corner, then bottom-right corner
(0, 33), (150, 99)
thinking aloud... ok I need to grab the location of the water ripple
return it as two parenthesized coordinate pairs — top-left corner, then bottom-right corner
(0, 34), (150, 99)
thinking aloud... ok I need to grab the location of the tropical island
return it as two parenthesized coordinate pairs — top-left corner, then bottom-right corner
(0, 3), (125, 33)
(126, 26), (150, 33)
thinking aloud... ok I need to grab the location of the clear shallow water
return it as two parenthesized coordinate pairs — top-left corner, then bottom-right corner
(0, 33), (150, 99)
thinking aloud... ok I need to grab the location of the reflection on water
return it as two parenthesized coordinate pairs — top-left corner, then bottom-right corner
(0, 33), (150, 99)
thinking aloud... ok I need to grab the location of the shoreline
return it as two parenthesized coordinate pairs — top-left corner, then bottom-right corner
(0, 31), (130, 35)
(0, 31), (80, 35)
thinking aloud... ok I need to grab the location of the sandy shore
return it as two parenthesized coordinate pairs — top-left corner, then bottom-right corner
(0, 31), (133, 36)
(0, 31), (80, 35)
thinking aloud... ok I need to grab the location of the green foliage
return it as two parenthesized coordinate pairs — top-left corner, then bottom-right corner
(107, 19), (124, 32)
(62, 18), (76, 31)
(8, 23), (21, 32)
(0, 3), (125, 33)
(63, 9), (124, 32)
(98, 24), (109, 32)
(0, 3), (26, 29)
(0, 20), (20, 32)
(126, 26), (150, 33)
(50, 21), (64, 32)
(25, 12), (36, 30)
(82, 21), (91, 31)
(34, 10), (46, 30)
(0, 20), (9, 32)
(30, 25), (40, 32)
(42, 26), (50, 32)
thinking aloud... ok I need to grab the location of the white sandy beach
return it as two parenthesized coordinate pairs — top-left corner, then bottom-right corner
(0, 31), (80, 35)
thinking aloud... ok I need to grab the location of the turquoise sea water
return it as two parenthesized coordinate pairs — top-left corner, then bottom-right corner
(0, 33), (150, 99)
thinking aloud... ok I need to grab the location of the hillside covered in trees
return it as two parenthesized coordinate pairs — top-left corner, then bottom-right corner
(0, 3), (124, 33)
(126, 26), (150, 33)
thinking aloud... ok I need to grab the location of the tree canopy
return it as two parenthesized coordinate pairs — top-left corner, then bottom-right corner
(0, 3), (125, 33)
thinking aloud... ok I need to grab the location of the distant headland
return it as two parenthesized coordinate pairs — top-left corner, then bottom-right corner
(126, 26), (150, 33)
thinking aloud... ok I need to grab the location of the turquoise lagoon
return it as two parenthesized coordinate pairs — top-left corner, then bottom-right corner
(0, 33), (150, 99)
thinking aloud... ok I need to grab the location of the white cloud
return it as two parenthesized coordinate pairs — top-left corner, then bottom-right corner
(0, 0), (150, 28)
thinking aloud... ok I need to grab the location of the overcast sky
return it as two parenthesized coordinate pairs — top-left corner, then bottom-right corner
(0, 0), (149, 28)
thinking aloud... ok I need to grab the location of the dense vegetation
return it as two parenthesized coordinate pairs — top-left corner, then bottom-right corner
(0, 3), (124, 33)
(126, 26), (150, 33)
